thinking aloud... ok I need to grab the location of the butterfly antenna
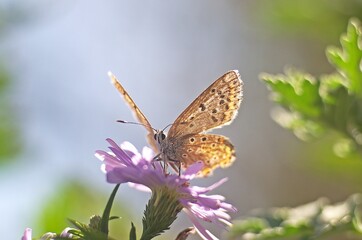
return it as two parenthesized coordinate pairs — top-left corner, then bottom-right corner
(162, 123), (173, 132)
(117, 120), (157, 132)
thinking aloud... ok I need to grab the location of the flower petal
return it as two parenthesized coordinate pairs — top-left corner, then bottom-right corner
(183, 162), (204, 177)
(60, 227), (73, 237)
(142, 146), (154, 161)
(21, 228), (32, 240)
(184, 208), (219, 240)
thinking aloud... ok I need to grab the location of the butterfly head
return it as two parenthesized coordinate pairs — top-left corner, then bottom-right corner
(153, 123), (173, 145)
(153, 130), (167, 145)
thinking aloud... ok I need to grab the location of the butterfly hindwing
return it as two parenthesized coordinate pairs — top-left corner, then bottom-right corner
(174, 134), (235, 176)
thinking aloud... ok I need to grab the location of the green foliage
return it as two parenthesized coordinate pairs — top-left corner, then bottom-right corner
(35, 181), (130, 239)
(260, 19), (362, 157)
(0, 4), (32, 164)
(262, 69), (322, 118)
(229, 194), (362, 240)
(66, 218), (108, 240)
(246, 17), (362, 240)
(255, 0), (362, 43)
(0, 67), (21, 164)
(327, 19), (362, 96)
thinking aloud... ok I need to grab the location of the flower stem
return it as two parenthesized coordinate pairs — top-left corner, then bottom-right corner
(140, 186), (183, 240)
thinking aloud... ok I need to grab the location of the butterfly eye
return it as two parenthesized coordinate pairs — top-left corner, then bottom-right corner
(161, 133), (166, 140)
(154, 134), (157, 140)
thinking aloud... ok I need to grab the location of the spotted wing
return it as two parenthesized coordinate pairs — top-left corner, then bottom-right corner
(108, 72), (158, 152)
(167, 70), (243, 138)
(175, 134), (235, 177)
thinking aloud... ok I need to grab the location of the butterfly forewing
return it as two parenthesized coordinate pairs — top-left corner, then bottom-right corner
(109, 72), (158, 152)
(167, 70), (243, 138)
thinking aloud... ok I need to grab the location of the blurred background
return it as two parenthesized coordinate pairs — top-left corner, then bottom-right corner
(1, 0), (362, 239)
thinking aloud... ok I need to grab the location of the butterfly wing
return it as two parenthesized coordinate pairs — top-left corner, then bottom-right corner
(108, 72), (158, 152)
(174, 134), (235, 176)
(167, 70), (243, 138)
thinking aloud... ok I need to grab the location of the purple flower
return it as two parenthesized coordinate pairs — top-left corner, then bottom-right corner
(21, 228), (73, 240)
(95, 139), (237, 240)
(21, 228), (31, 240)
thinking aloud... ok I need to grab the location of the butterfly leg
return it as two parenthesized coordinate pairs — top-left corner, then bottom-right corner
(153, 154), (169, 174)
(153, 155), (180, 176)
(153, 153), (161, 161)
(163, 161), (168, 174)
(168, 159), (181, 176)
(152, 153), (163, 170)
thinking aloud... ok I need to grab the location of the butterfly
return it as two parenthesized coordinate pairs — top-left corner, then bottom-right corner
(109, 70), (243, 176)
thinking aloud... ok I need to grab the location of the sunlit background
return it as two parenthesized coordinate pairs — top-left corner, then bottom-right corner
(2, 1), (362, 239)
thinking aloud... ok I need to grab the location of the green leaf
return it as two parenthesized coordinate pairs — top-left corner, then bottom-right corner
(109, 216), (121, 221)
(129, 222), (137, 240)
(326, 18), (362, 97)
(271, 108), (325, 141)
(319, 73), (346, 105)
(68, 218), (108, 240)
(261, 68), (322, 118)
(100, 184), (120, 235)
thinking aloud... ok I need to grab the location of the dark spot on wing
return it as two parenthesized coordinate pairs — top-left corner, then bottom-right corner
(199, 103), (206, 111)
